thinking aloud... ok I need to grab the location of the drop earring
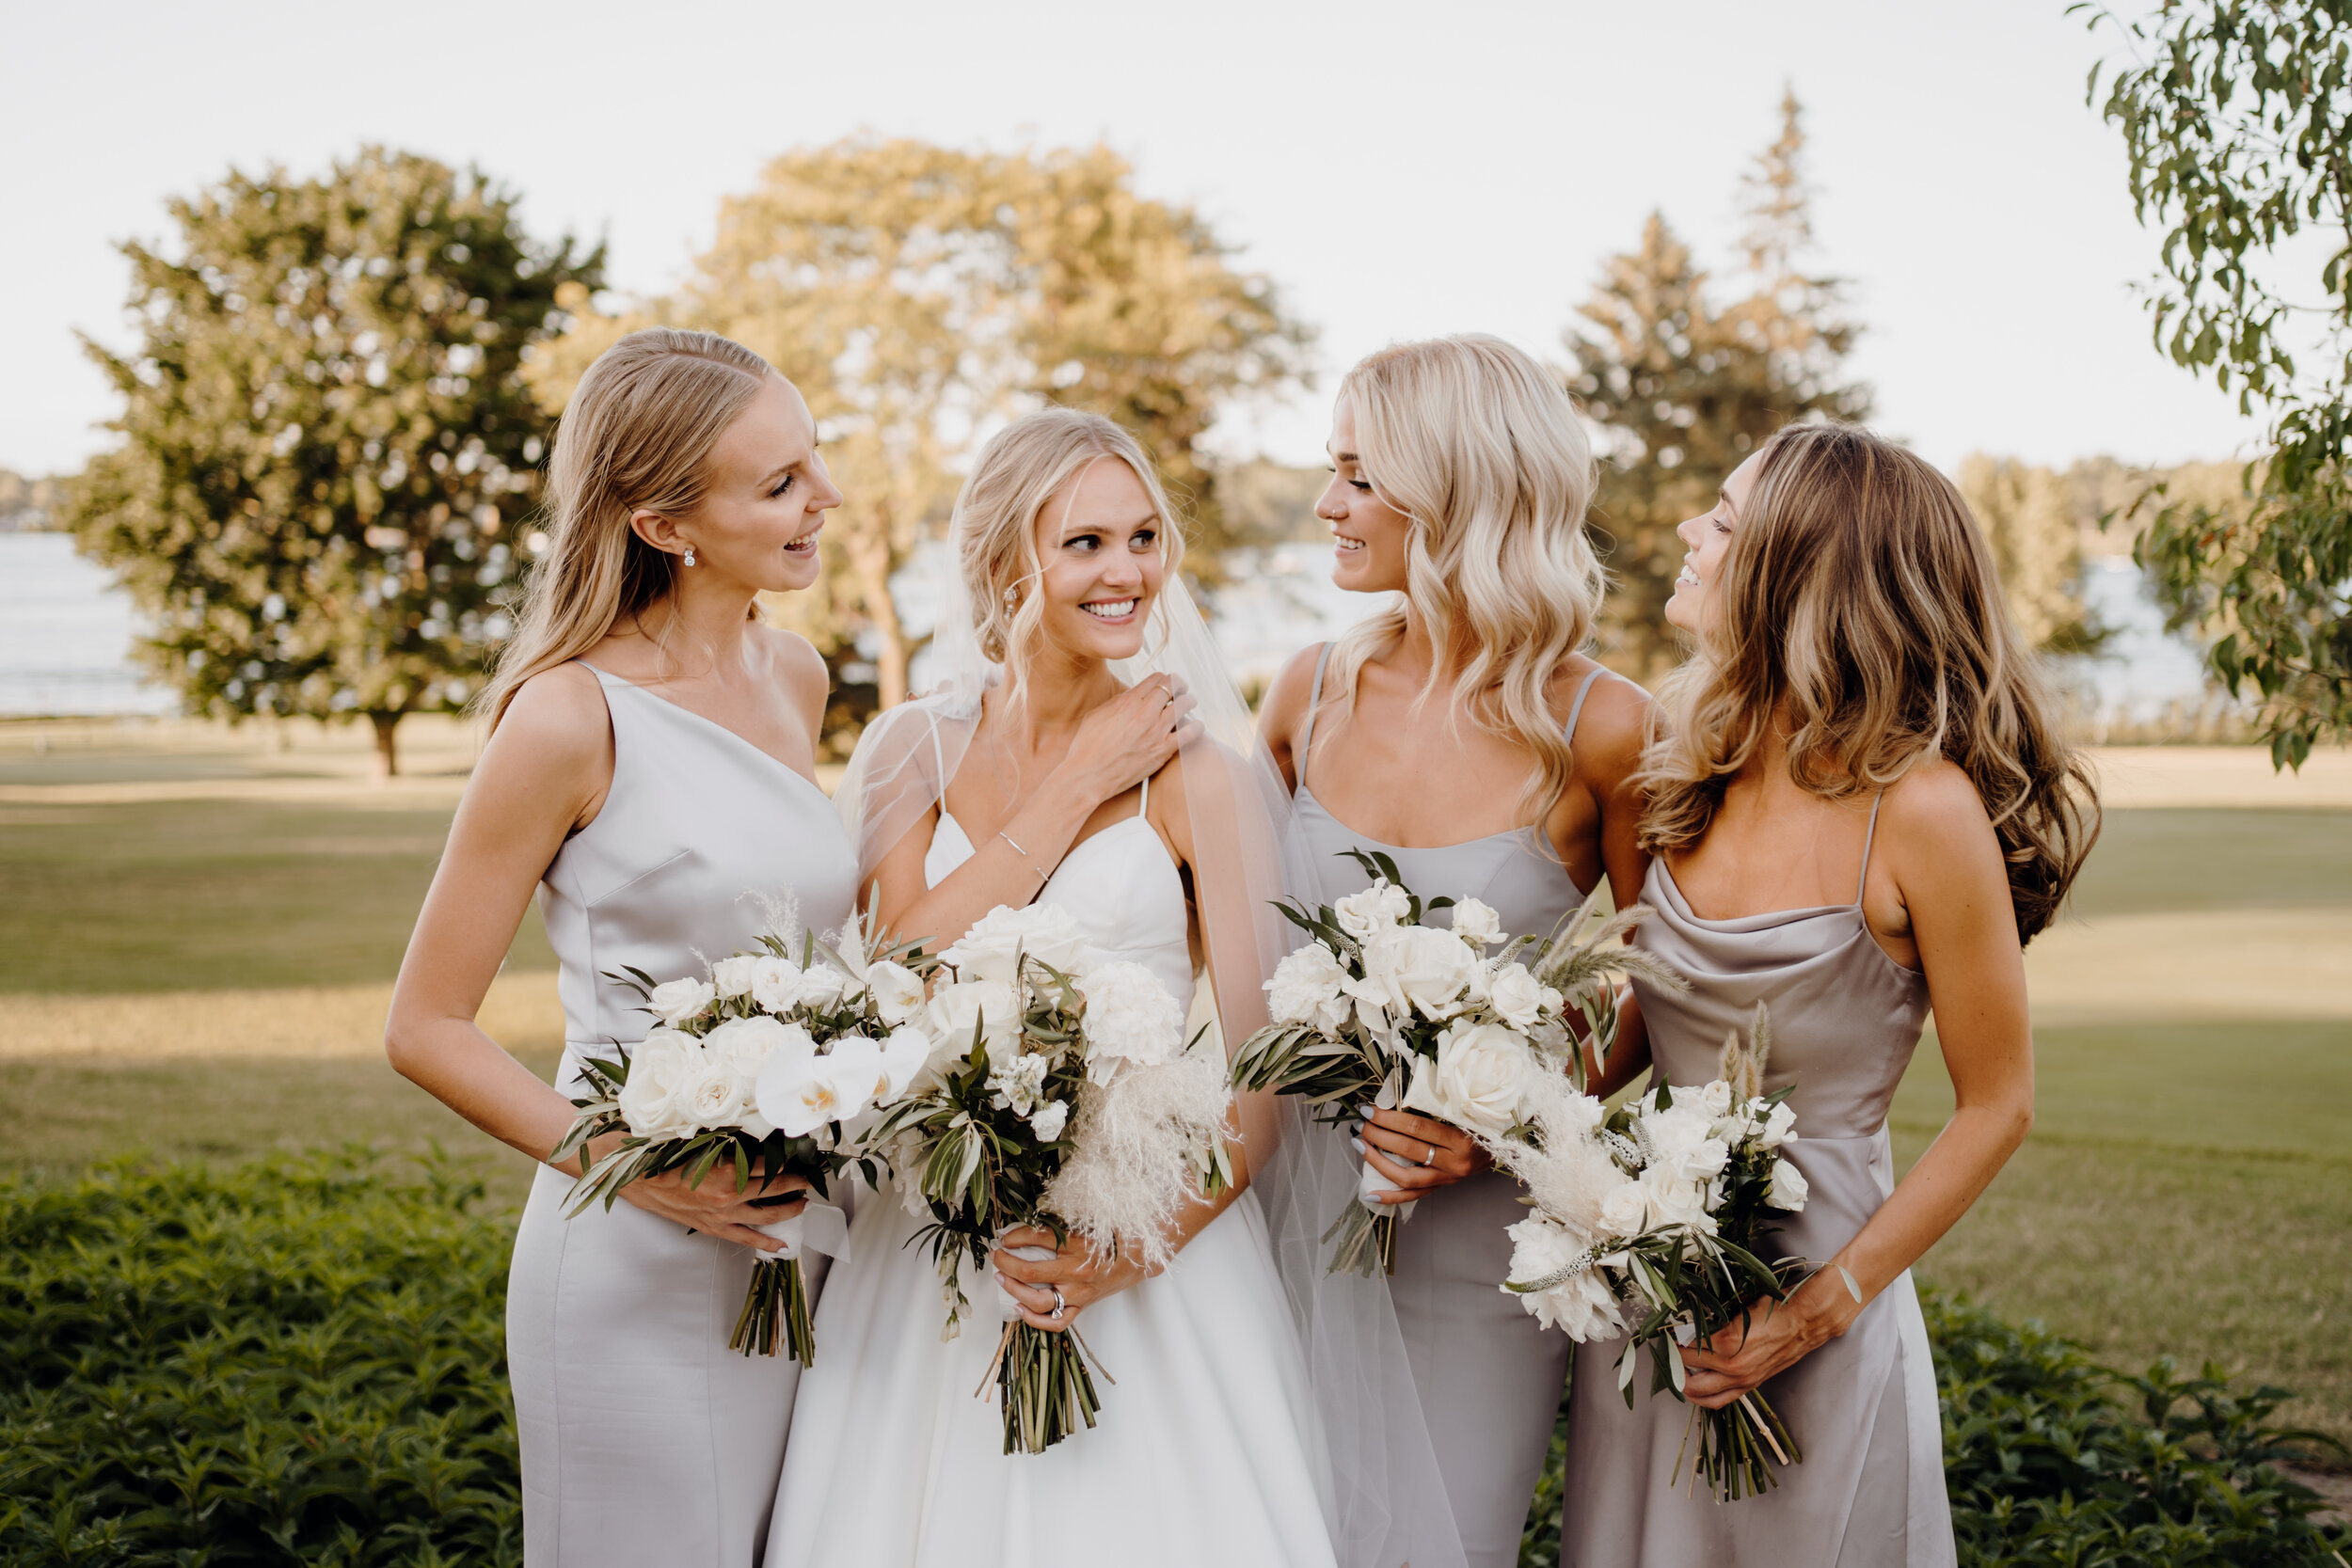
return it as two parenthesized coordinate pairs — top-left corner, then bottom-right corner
(1003, 586), (1017, 609)
(682, 546), (696, 567)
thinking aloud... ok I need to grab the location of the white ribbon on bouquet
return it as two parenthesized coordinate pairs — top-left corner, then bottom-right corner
(754, 1199), (850, 1261)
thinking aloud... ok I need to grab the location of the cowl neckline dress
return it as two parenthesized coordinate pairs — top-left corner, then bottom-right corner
(1556, 807), (1956, 1568)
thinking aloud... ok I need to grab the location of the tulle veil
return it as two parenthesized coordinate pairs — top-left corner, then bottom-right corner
(834, 561), (1466, 1568)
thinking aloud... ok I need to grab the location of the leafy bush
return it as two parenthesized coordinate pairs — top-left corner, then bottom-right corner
(1520, 1291), (2349, 1568)
(0, 1151), (519, 1566)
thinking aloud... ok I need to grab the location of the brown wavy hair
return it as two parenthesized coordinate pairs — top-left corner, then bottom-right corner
(1637, 422), (2099, 942)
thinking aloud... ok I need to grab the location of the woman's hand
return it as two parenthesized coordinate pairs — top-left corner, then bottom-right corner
(992, 1225), (1150, 1333)
(1677, 1273), (1859, 1409)
(617, 1162), (813, 1254)
(1358, 1106), (1491, 1198)
(1062, 673), (1199, 802)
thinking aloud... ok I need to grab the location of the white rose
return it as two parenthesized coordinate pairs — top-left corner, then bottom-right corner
(987, 1050), (1051, 1117)
(863, 960), (927, 1026)
(795, 963), (850, 1010)
(747, 957), (808, 1014)
(1766, 1156), (1809, 1211)
(646, 977), (714, 1028)
(1077, 960), (1186, 1084)
(1402, 1021), (1535, 1137)
(1597, 1179), (1652, 1240)
(925, 978), (1024, 1058)
(1503, 1213), (1623, 1341)
(678, 1053), (754, 1132)
(941, 903), (1089, 985)
(1355, 924), (1482, 1022)
(1758, 1101), (1798, 1149)
(615, 1027), (703, 1140)
(1028, 1099), (1071, 1142)
(1641, 1101), (1729, 1184)
(703, 1015), (803, 1080)
(1638, 1165), (1717, 1234)
(1332, 879), (1411, 942)
(1486, 961), (1561, 1032)
(1694, 1079), (1734, 1119)
(1265, 942), (1348, 1028)
(709, 954), (762, 1000)
(758, 1033), (888, 1138)
(1450, 897), (1504, 946)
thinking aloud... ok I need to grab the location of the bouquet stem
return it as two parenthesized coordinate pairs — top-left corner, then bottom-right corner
(986, 1321), (1101, 1454)
(1678, 1387), (1801, 1501)
(730, 1256), (815, 1367)
(1323, 1202), (1402, 1277)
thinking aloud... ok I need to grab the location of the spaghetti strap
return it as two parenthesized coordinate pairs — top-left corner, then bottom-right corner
(1856, 791), (1884, 904)
(1296, 642), (1334, 791)
(1138, 771), (1151, 818)
(1562, 665), (1606, 745)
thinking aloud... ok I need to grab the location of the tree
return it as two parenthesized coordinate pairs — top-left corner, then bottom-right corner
(1568, 91), (1871, 679)
(67, 148), (598, 773)
(2087, 0), (2352, 766)
(527, 139), (1310, 740)
(1956, 455), (2108, 655)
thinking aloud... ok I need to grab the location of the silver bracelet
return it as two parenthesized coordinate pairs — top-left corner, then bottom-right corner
(998, 829), (1048, 882)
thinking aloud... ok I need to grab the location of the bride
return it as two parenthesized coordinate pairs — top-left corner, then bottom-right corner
(769, 408), (1460, 1568)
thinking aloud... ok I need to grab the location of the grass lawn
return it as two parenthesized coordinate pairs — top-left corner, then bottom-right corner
(3, 722), (2347, 1448)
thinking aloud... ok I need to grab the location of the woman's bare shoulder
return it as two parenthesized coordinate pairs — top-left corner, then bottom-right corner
(1559, 658), (1653, 781)
(1258, 641), (1330, 749)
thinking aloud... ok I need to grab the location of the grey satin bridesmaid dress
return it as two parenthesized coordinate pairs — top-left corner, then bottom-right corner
(1557, 797), (1956, 1567)
(1290, 643), (1618, 1568)
(503, 664), (859, 1568)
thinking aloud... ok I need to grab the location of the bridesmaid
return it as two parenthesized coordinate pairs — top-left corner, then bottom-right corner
(1259, 334), (1653, 1567)
(1562, 423), (2098, 1565)
(386, 328), (859, 1567)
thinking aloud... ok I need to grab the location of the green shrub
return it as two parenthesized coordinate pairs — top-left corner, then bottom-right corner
(0, 1150), (519, 1566)
(1520, 1292), (2349, 1568)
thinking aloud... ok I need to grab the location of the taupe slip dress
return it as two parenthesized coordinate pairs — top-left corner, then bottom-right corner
(1288, 643), (1614, 1568)
(1556, 798), (1956, 1567)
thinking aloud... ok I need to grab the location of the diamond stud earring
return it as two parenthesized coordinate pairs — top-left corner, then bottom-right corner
(683, 546), (696, 567)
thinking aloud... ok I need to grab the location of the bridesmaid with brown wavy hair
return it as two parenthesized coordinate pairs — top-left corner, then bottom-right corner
(1563, 423), (2098, 1566)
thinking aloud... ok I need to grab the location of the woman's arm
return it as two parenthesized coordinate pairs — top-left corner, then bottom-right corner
(863, 675), (1196, 949)
(384, 667), (805, 1252)
(1255, 641), (1327, 793)
(1680, 763), (2033, 1408)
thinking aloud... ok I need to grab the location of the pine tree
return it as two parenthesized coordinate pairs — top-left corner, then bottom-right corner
(67, 148), (598, 773)
(1569, 90), (1871, 679)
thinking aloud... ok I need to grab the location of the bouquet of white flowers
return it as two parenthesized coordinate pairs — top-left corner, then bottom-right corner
(551, 909), (938, 1366)
(1487, 1003), (1840, 1501)
(863, 902), (1235, 1455)
(1232, 852), (1653, 1276)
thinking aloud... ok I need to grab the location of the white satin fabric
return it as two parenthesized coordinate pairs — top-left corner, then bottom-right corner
(505, 665), (859, 1568)
(768, 799), (1341, 1568)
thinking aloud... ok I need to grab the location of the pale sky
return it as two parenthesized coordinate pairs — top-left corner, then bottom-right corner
(2, 0), (2266, 482)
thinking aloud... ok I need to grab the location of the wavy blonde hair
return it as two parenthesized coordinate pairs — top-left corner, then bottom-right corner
(1318, 334), (1606, 828)
(951, 407), (1185, 713)
(479, 327), (774, 726)
(1638, 422), (2100, 942)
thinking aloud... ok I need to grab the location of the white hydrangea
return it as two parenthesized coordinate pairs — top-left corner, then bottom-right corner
(1502, 1214), (1624, 1341)
(1075, 961), (1186, 1085)
(987, 1050), (1052, 1117)
(1265, 942), (1350, 1032)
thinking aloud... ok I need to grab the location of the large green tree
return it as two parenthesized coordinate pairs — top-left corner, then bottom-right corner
(69, 147), (598, 773)
(1568, 91), (1872, 680)
(528, 139), (1311, 739)
(2087, 0), (2352, 767)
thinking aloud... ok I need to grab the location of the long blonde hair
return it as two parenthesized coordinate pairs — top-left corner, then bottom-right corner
(479, 327), (775, 725)
(950, 407), (1186, 714)
(1317, 334), (1606, 828)
(1638, 422), (2099, 941)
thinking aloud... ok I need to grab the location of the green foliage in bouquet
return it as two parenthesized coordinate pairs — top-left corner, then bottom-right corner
(0, 1150), (519, 1566)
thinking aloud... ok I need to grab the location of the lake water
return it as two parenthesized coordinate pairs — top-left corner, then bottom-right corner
(0, 531), (2221, 724)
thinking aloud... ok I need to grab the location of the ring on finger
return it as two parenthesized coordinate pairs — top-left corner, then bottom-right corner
(1049, 1285), (1068, 1321)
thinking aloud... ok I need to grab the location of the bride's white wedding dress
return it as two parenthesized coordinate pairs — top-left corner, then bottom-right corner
(767, 783), (1341, 1568)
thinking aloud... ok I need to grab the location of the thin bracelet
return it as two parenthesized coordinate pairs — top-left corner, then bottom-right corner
(997, 829), (1049, 884)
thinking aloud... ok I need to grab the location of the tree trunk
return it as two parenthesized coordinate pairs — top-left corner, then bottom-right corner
(368, 711), (401, 778)
(843, 509), (911, 708)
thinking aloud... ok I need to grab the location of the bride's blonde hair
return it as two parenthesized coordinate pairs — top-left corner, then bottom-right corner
(479, 327), (775, 725)
(1318, 334), (1606, 828)
(951, 407), (1185, 712)
(1639, 422), (2099, 941)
